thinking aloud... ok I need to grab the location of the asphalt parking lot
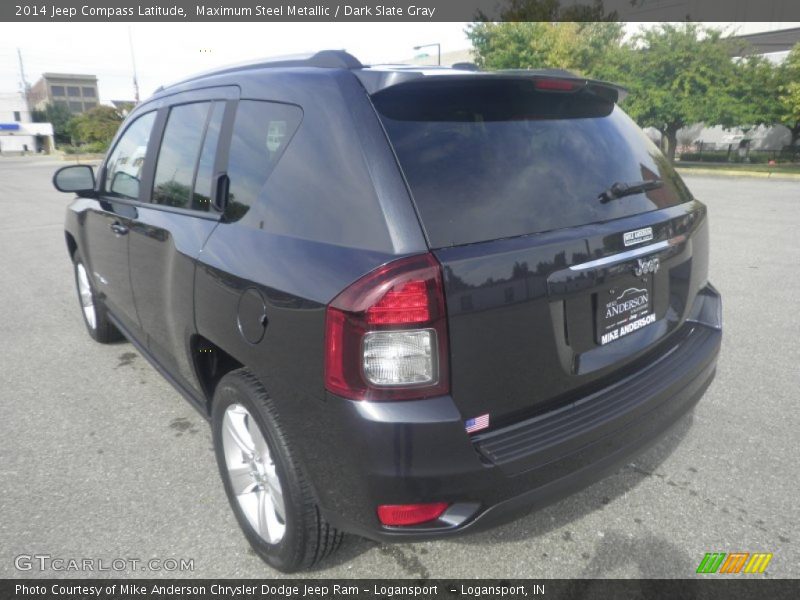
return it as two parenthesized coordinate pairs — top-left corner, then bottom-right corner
(0, 156), (797, 579)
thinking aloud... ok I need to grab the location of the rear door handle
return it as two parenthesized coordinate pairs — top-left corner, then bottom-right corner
(110, 221), (129, 236)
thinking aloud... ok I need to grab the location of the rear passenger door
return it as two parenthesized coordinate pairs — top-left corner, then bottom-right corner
(127, 88), (236, 397)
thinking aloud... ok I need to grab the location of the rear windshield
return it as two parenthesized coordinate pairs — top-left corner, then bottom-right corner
(373, 78), (692, 248)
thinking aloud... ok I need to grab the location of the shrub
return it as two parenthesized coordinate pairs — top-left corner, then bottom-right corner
(62, 142), (108, 155)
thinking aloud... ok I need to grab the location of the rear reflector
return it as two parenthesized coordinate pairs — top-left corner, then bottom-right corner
(377, 502), (450, 526)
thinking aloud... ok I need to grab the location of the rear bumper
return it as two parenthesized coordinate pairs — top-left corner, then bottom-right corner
(312, 285), (722, 542)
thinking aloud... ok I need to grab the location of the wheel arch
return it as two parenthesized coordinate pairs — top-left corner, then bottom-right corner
(189, 334), (244, 414)
(65, 231), (78, 260)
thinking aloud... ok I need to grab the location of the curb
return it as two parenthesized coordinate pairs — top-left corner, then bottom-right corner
(60, 153), (106, 161)
(676, 167), (800, 180)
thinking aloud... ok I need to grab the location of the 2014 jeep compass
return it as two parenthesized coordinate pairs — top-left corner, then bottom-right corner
(53, 51), (722, 572)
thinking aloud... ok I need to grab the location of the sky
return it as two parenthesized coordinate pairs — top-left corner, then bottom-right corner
(0, 23), (473, 104)
(1, 22), (798, 105)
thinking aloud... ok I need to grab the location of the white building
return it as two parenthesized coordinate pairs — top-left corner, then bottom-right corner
(0, 92), (55, 154)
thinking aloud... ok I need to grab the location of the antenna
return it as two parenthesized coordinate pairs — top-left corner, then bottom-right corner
(128, 27), (141, 103)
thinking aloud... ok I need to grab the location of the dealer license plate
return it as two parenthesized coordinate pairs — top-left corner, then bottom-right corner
(597, 278), (656, 345)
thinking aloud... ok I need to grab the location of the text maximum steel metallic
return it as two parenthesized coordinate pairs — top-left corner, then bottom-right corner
(54, 51), (722, 572)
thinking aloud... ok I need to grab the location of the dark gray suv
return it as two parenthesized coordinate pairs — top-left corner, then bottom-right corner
(53, 51), (721, 572)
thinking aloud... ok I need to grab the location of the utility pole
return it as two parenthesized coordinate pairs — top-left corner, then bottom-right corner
(128, 27), (141, 104)
(17, 48), (32, 116)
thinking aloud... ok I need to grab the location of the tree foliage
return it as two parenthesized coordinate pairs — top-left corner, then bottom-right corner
(480, 0), (616, 21)
(467, 21), (624, 77)
(778, 43), (800, 146)
(732, 54), (782, 133)
(69, 106), (123, 147)
(39, 103), (74, 144)
(619, 24), (744, 162)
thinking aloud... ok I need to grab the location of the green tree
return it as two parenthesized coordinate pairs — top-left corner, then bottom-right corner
(40, 103), (74, 145)
(732, 53), (782, 137)
(479, 0), (615, 21)
(467, 21), (624, 77)
(619, 24), (742, 162)
(778, 43), (800, 147)
(69, 106), (123, 148)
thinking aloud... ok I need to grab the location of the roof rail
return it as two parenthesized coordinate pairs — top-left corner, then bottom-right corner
(156, 50), (363, 92)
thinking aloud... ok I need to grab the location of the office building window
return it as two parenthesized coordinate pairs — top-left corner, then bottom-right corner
(68, 101), (83, 112)
(67, 86), (80, 97)
(84, 102), (97, 110)
(82, 87), (96, 97)
(13, 111), (21, 122)
(51, 85), (65, 96)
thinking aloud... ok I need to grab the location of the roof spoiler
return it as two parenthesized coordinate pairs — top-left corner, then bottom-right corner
(360, 70), (628, 103)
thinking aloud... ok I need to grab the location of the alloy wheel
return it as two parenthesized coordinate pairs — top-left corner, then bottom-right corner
(76, 263), (97, 330)
(221, 403), (286, 544)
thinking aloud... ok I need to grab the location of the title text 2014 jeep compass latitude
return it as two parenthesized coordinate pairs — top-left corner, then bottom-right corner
(53, 51), (722, 572)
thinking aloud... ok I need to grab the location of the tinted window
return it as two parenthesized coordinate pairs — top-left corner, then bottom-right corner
(104, 111), (156, 200)
(225, 100), (302, 221)
(373, 79), (692, 248)
(192, 102), (225, 211)
(67, 86), (80, 97)
(68, 102), (82, 113)
(51, 86), (65, 97)
(152, 103), (210, 209)
(82, 87), (96, 97)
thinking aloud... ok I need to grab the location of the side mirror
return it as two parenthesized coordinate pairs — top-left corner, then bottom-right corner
(53, 165), (96, 195)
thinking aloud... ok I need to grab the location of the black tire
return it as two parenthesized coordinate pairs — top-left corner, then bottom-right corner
(211, 369), (343, 572)
(72, 251), (123, 344)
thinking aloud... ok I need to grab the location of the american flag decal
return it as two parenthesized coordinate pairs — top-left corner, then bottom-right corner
(465, 413), (490, 434)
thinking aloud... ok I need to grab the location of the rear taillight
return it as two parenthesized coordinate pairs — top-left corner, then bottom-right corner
(324, 253), (449, 401)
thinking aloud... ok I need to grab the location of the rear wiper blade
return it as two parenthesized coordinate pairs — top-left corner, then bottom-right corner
(598, 179), (663, 203)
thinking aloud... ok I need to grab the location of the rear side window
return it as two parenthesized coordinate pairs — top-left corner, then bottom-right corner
(152, 102), (211, 210)
(373, 78), (692, 248)
(104, 111), (156, 200)
(192, 102), (225, 210)
(225, 100), (302, 221)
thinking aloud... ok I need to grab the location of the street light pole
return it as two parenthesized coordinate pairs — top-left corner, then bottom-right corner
(128, 27), (141, 104)
(413, 43), (441, 66)
(17, 48), (32, 116)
